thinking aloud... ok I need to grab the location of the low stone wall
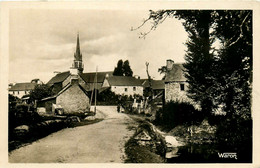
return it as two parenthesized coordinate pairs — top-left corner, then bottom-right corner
(13, 116), (80, 139)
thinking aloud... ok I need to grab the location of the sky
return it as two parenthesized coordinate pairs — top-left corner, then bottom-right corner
(9, 9), (187, 83)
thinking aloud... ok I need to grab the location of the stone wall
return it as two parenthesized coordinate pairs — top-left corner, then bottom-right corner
(165, 82), (191, 103)
(56, 84), (90, 114)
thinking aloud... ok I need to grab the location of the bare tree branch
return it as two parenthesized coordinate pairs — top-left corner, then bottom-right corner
(131, 10), (171, 39)
(226, 12), (250, 47)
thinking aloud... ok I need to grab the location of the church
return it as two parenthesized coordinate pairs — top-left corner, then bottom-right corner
(38, 34), (94, 114)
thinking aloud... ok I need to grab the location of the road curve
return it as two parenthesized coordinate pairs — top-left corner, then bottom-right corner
(9, 106), (136, 163)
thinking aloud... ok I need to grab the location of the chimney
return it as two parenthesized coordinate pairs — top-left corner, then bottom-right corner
(70, 67), (78, 76)
(166, 59), (174, 71)
(70, 67), (79, 85)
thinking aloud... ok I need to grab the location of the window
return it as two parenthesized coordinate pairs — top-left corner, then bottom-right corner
(125, 88), (128, 92)
(180, 84), (185, 91)
(133, 87), (136, 91)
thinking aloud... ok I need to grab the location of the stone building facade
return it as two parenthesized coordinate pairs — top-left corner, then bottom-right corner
(56, 78), (90, 114)
(164, 59), (192, 103)
(102, 76), (143, 96)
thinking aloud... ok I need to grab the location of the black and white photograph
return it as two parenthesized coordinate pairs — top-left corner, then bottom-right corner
(0, 1), (259, 167)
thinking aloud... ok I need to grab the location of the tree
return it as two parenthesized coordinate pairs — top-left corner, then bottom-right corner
(137, 10), (216, 113)
(158, 66), (167, 80)
(135, 10), (252, 160)
(123, 60), (133, 76)
(29, 84), (54, 102)
(212, 10), (252, 119)
(113, 59), (124, 76)
(113, 59), (133, 77)
(135, 10), (252, 117)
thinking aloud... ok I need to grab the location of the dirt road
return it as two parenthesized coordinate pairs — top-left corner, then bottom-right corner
(9, 106), (137, 163)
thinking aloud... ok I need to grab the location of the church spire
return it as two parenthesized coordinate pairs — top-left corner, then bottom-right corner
(71, 33), (84, 74)
(74, 32), (82, 61)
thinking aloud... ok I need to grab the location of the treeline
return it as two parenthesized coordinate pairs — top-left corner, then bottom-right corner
(143, 10), (252, 162)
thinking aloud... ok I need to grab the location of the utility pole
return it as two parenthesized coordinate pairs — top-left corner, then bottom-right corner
(94, 66), (98, 114)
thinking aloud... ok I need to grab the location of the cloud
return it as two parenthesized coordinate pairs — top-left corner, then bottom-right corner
(9, 9), (187, 83)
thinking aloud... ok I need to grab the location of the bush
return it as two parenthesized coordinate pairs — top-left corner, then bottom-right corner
(154, 101), (204, 129)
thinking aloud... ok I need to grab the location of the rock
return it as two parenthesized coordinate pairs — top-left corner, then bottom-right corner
(67, 116), (81, 122)
(134, 130), (152, 141)
(165, 147), (179, 158)
(84, 116), (96, 121)
(14, 125), (30, 137)
(165, 136), (182, 148)
(14, 125), (29, 132)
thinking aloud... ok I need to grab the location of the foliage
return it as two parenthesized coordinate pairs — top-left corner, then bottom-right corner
(136, 10), (252, 161)
(29, 84), (54, 102)
(211, 10), (252, 120)
(95, 89), (120, 105)
(113, 59), (124, 76)
(113, 59), (133, 76)
(123, 60), (133, 76)
(138, 10), (252, 118)
(154, 101), (204, 129)
(158, 65), (167, 80)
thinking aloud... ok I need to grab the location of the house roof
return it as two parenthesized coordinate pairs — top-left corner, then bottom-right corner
(141, 79), (165, 90)
(47, 71), (113, 85)
(9, 83), (37, 91)
(41, 83), (88, 101)
(106, 76), (143, 86)
(47, 71), (70, 85)
(165, 63), (186, 82)
(80, 71), (113, 83)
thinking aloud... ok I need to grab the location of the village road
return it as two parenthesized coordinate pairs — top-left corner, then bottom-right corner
(9, 106), (137, 163)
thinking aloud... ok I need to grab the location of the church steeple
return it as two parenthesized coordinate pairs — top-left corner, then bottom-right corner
(74, 33), (82, 61)
(71, 33), (84, 74)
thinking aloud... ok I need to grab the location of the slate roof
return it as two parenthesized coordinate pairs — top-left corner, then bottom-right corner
(41, 83), (88, 101)
(80, 71), (113, 83)
(165, 63), (186, 82)
(9, 83), (37, 91)
(47, 71), (113, 85)
(106, 76), (143, 86)
(47, 71), (70, 85)
(141, 79), (165, 90)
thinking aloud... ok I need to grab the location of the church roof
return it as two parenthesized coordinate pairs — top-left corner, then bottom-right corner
(106, 76), (143, 86)
(80, 71), (113, 83)
(47, 71), (113, 86)
(9, 82), (37, 91)
(165, 63), (186, 82)
(47, 71), (70, 85)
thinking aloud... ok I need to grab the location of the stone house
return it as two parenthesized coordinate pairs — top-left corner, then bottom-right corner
(38, 74), (90, 114)
(164, 59), (192, 103)
(102, 76), (143, 96)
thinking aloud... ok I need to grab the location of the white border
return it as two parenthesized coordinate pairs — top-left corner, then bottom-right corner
(1, 1), (259, 168)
